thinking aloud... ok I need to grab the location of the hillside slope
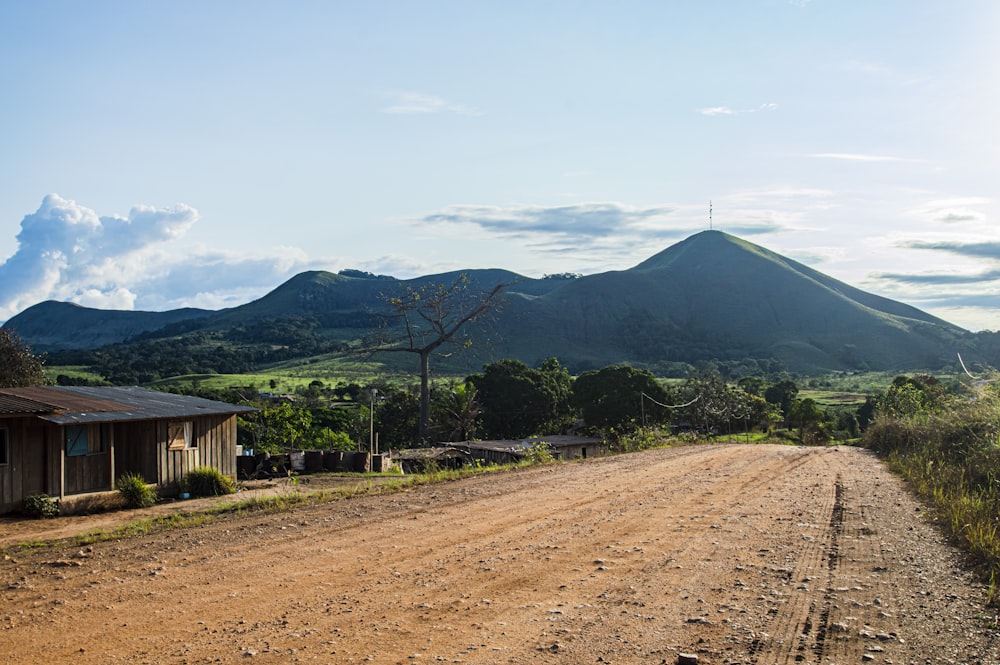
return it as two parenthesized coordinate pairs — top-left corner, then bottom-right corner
(3, 231), (972, 374)
(3, 301), (214, 351)
(498, 231), (967, 372)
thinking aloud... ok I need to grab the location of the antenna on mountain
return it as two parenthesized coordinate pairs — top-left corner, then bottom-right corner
(709, 201), (713, 230)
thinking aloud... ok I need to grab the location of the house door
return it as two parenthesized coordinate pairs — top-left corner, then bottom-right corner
(20, 424), (47, 496)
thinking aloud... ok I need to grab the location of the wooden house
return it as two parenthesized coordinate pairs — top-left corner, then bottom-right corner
(0, 386), (256, 514)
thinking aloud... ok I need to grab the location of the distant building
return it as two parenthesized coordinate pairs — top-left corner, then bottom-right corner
(445, 435), (608, 465)
(0, 386), (255, 514)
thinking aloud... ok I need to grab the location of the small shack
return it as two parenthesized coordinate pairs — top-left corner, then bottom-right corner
(446, 435), (607, 464)
(392, 447), (473, 474)
(0, 386), (256, 514)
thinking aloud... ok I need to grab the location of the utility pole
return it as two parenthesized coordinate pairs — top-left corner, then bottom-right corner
(709, 201), (713, 230)
(369, 388), (378, 455)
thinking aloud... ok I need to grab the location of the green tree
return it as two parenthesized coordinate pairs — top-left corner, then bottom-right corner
(429, 381), (481, 442)
(373, 388), (420, 449)
(879, 374), (947, 419)
(572, 365), (669, 432)
(238, 403), (313, 454)
(788, 398), (830, 445)
(471, 358), (574, 439)
(737, 375), (765, 396)
(764, 379), (799, 427)
(677, 368), (730, 434)
(0, 328), (46, 388)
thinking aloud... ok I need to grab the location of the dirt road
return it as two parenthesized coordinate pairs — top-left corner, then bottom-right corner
(1, 444), (997, 664)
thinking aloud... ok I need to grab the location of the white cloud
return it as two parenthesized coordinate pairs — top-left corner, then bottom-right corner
(697, 103), (778, 116)
(810, 152), (924, 163)
(0, 195), (332, 321)
(0, 194), (198, 319)
(906, 197), (991, 225)
(380, 91), (481, 116)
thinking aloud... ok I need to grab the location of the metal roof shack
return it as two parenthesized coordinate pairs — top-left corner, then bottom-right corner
(0, 386), (257, 514)
(392, 447), (473, 473)
(444, 435), (608, 464)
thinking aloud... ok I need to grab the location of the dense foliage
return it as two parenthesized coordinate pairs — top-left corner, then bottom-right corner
(46, 318), (347, 384)
(0, 328), (46, 388)
(469, 358), (574, 439)
(22, 493), (59, 518)
(572, 365), (670, 431)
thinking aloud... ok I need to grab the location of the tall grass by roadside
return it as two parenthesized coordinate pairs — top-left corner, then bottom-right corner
(863, 394), (1000, 604)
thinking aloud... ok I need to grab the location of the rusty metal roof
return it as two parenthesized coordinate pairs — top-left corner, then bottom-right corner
(0, 386), (133, 414)
(0, 391), (63, 415)
(0, 386), (256, 424)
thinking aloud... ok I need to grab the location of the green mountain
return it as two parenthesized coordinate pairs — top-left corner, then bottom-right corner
(498, 231), (968, 372)
(3, 231), (976, 374)
(4, 301), (214, 351)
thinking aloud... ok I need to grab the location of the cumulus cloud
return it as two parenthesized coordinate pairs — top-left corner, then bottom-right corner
(380, 91), (481, 116)
(0, 195), (328, 321)
(0, 194), (198, 318)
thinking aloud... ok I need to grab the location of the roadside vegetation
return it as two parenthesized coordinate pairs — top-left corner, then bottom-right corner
(860, 373), (1000, 603)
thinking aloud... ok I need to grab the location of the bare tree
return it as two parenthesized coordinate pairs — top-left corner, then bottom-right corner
(363, 274), (506, 444)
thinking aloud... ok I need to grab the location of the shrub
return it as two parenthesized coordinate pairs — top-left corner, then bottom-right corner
(116, 473), (157, 509)
(184, 467), (237, 497)
(523, 441), (555, 465)
(22, 493), (59, 518)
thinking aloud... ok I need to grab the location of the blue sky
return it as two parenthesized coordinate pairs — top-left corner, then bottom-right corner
(1, 1), (999, 330)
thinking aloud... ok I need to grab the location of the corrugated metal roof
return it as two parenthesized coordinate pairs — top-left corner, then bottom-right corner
(0, 386), (133, 414)
(0, 386), (256, 424)
(0, 392), (63, 415)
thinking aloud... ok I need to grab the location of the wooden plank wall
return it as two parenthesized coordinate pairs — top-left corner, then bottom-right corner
(64, 450), (111, 495)
(114, 421), (159, 483)
(197, 414), (237, 479)
(1, 414), (240, 512)
(20, 422), (47, 496)
(0, 418), (57, 512)
(0, 418), (17, 514)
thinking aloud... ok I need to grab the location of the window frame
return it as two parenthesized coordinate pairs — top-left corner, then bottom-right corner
(0, 428), (8, 466)
(65, 424), (108, 457)
(167, 421), (194, 451)
(65, 425), (89, 457)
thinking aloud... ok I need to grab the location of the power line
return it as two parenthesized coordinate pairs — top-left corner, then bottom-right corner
(640, 392), (700, 409)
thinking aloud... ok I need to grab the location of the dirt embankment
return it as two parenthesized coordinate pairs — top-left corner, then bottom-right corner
(1, 444), (997, 664)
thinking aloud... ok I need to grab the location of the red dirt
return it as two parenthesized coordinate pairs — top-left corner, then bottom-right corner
(1, 444), (996, 664)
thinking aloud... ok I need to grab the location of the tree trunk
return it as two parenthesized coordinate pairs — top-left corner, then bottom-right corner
(419, 351), (431, 444)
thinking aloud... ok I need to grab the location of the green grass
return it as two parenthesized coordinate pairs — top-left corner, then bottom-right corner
(864, 397), (1000, 605)
(43, 365), (107, 384)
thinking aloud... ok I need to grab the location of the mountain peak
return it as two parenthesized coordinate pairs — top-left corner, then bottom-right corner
(629, 230), (766, 272)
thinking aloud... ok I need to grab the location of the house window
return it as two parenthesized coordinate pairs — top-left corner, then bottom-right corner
(65, 425), (107, 456)
(0, 428), (8, 465)
(167, 421), (193, 451)
(66, 425), (89, 456)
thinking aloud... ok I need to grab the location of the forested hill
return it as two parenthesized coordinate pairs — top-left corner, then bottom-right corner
(4, 231), (991, 377)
